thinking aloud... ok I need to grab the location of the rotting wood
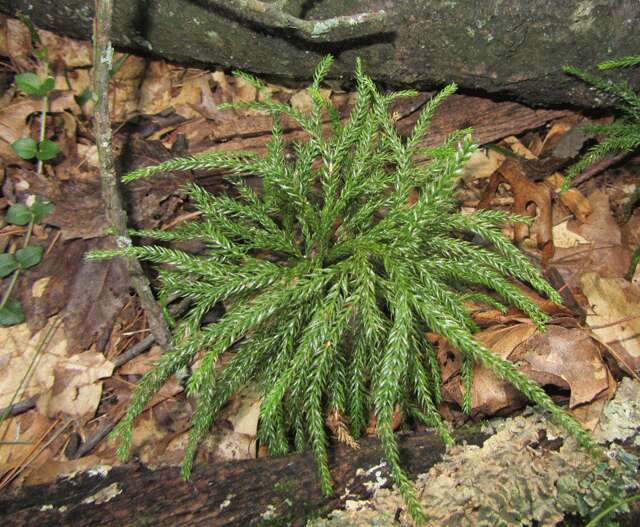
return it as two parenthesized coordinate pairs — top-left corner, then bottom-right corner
(0, 430), (487, 526)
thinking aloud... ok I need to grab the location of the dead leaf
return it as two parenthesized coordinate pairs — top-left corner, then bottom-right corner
(545, 173), (592, 223)
(480, 158), (554, 264)
(108, 54), (146, 122)
(37, 351), (114, 419)
(503, 135), (537, 160)
(513, 326), (610, 408)
(0, 411), (55, 476)
(554, 190), (630, 278)
(462, 148), (505, 181)
(553, 220), (590, 248)
(233, 77), (257, 104)
(0, 321), (66, 408)
(0, 91), (78, 147)
(118, 345), (162, 376)
(290, 88), (331, 114)
(23, 455), (103, 486)
(138, 63), (214, 119)
(580, 272), (640, 371)
(5, 18), (33, 71)
(539, 115), (583, 154)
(439, 324), (612, 421)
(39, 29), (92, 69)
(14, 238), (130, 355)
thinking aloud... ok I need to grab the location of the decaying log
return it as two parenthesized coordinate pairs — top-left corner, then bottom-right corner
(1, 1), (639, 108)
(0, 430), (486, 526)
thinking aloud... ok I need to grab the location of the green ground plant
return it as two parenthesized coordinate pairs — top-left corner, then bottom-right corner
(1, 15), (56, 326)
(0, 197), (53, 325)
(10, 14), (60, 172)
(88, 57), (596, 522)
(563, 55), (640, 280)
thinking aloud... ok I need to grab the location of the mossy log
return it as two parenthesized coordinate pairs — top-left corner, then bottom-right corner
(0, 430), (487, 526)
(1, 0), (639, 108)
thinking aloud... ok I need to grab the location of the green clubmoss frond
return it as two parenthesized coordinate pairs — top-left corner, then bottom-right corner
(94, 58), (599, 524)
(563, 56), (640, 190)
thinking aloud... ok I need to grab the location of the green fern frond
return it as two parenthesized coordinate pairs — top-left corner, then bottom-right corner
(93, 57), (599, 524)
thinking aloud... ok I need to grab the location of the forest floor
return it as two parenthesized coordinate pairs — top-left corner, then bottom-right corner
(0, 14), (639, 527)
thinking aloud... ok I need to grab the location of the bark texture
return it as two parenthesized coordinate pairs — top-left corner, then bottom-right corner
(1, 0), (639, 108)
(0, 430), (487, 526)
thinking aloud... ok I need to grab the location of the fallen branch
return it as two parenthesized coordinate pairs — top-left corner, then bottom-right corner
(0, 428), (487, 526)
(92, 0), (171, 350)
(204, 0), (388, 42)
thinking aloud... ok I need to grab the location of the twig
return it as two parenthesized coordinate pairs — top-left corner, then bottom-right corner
(206, 0), (388, 42)
(92, 0), (171, 350)
(0, 396), (37, 420)
(571, 150), (632, 187)
(71, 416), (120, 459)
(112, 334), (155, 368)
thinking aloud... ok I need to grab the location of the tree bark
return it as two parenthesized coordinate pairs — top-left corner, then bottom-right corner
(0, 430), (487, 526)
(1, 0), (639, 108)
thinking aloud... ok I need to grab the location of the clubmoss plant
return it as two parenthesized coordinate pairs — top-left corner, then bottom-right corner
(88, 57), (596, 522)
(563, 55), (640, 280)
(562, 55), (640, 191)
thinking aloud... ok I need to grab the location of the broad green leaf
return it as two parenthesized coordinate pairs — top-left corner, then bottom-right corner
(5, 203), (32, 226)
(15, 73), (54, 97)
(30, 198), (54, 224)
(0, 298), (25, 326)
(36, 139), (60, 161)
(15, 245), (43, 269)
(37, 77), (55, 96)
(15, 72), (42, 96)
(0, 254), (17, 278)
(11, 138), (37, 160)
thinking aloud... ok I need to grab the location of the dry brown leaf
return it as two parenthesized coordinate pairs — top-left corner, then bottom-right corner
(554, 190), (630, 278)
(138, 63), (214, 119)
(0, 411), (54, 474)
(513, 326), (610, 408)
(290, 88), (331, 114)
(0, 320), (67, 408)
(108, 54), (146, 122)
(39, 29), (92, 69)
(37, 351), (114, 419)
(553, 220), (590, 248)
(462, 148), (505, 180)
(580, 272), (640, 371)
(117, 344), (162, 376)
(539, 116), (581, 154)
(22, 454), (103, 486)
(0, 92), (78, 147)
(4, 18), (33, 71)
(570, 367), (617, 430)
(233, 77), (258, 104)
(471, 324), (538, 414)
(503, 135), (537, 159)
(480, 158), (554, 264)
(545, 173), (592, 223)
(439, 324), (612, 422)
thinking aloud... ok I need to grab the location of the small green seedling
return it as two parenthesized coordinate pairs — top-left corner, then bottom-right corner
(10, 16), (60, 172)
(0, 197), (54, 326)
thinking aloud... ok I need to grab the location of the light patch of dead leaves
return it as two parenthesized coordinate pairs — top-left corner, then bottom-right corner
(0, 319), (114, 419)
